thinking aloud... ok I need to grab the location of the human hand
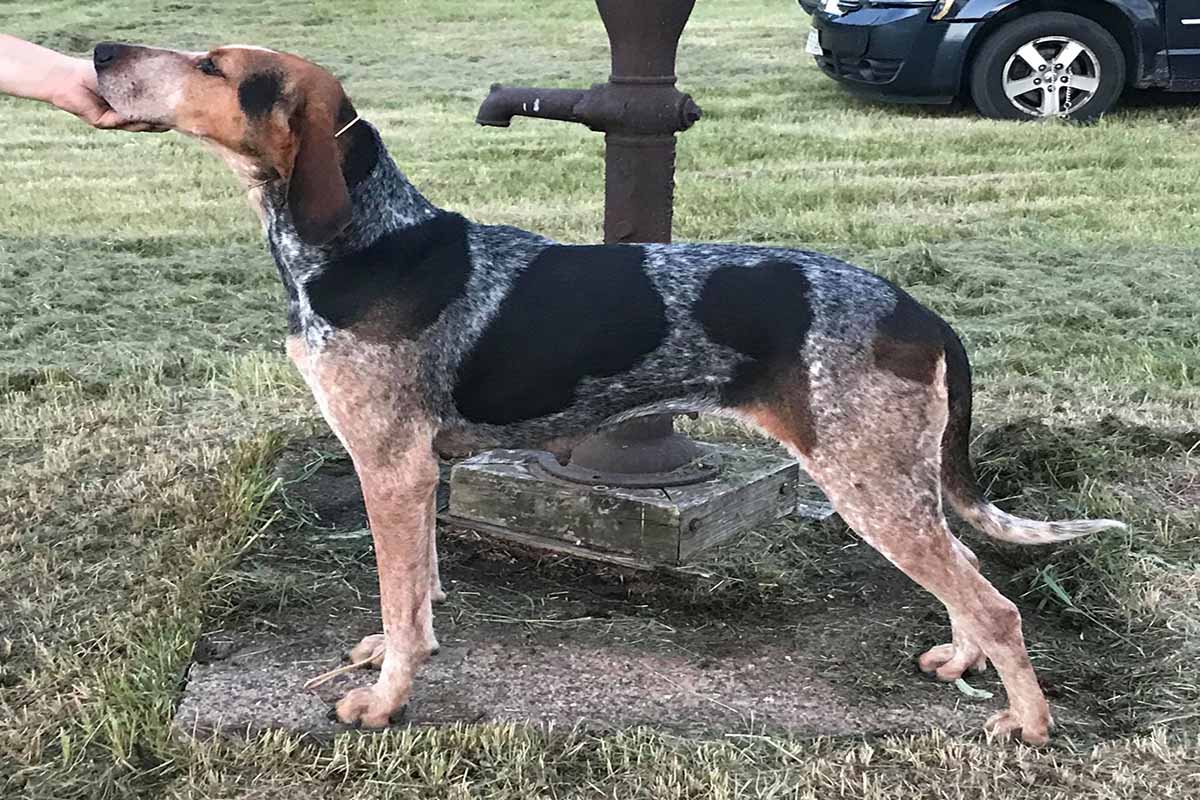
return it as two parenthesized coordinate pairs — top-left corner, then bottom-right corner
(0, 35), (164, 129)
(48, 56), (166, 132)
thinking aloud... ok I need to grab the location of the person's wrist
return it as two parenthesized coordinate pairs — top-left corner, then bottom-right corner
(45, 57), (90, 108)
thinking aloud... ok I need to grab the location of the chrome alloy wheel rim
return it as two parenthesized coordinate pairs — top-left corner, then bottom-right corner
(1002, 36), (1101, 118)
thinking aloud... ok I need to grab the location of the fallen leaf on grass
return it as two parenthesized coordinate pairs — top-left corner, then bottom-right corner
(954, 678), (994, 700)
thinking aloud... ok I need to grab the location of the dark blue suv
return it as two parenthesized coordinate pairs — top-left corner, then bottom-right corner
(799, 1), (1200, 120)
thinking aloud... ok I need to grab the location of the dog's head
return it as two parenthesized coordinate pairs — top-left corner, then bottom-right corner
(94, 42), (358, 244)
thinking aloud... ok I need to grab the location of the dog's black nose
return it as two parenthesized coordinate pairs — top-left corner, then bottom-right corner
(93, 42), (125, 70)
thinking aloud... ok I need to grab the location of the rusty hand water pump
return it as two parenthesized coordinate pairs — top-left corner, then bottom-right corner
(476, 0), (717, 489)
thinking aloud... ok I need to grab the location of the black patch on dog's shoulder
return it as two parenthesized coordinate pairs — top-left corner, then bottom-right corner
(238, 72), (283, 118)
(695, 260), (813, 405)
(453, 244), (667, 425)
(305, 212), (472, 340)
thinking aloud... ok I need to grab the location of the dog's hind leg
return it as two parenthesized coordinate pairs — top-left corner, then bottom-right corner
(847, 499), (1049, 744)
(918, 537), (990, 681)
(742, 358), (1052, 744)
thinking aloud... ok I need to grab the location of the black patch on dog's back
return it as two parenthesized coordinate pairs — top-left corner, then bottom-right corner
(695, 260), (813, 405)
(872, 288), (946, 384)
(238, 72), (283, 118)
(305, 212), (472, 340)
(453, 244), (667, 425)
(876, 289), (943, 346)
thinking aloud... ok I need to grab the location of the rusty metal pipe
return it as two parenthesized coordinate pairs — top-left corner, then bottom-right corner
(598, 0), (695, 79)
(474, 0), (715, 490)
(475, 84), (587, 127)
(478, 83), (700, 134)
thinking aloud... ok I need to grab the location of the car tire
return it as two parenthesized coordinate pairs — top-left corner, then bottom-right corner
(970, 12), (1125, 122)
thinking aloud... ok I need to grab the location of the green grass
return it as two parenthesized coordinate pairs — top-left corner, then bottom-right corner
(1, 0), (1198, 797)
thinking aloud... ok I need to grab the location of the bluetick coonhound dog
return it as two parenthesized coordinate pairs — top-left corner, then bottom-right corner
(94, 42), (1124, 745)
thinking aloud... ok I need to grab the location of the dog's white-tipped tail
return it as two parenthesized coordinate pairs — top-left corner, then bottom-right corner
(937, 325), (1126, 546)
(950, 500), (1126, 545)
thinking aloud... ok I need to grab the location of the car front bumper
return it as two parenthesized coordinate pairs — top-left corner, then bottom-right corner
(810, 5), (981, 104)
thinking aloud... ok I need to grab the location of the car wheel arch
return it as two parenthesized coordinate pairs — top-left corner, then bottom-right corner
(957, 0), (1142, 100)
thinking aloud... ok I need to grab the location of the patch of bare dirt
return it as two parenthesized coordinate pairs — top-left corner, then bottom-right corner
(175, 436), (1146, 743)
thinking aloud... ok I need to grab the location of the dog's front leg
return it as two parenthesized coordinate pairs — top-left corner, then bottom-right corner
(335, 438), (439, 727)
(345, 491), (443, 671)
(428, 493), (447, 603)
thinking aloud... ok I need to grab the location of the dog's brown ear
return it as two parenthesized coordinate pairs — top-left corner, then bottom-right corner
(286, 93), (351, 245)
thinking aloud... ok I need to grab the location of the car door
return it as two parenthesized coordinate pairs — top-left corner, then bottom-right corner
(1167, 0), (1200, 80)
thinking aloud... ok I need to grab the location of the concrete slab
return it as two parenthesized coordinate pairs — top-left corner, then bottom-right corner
(176, 625), (1002, 741)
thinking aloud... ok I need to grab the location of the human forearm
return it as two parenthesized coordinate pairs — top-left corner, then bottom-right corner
(0, 34), (83, 103)
(0, 34), (161, 129)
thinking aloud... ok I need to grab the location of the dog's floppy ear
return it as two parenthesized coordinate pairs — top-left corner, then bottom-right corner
(286, 86), (352, 245)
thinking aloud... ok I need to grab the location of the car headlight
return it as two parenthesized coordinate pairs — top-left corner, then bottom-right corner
(866, 1), (951, 11)
(833, 0), (957, 15)
(930, 0), (958, 20)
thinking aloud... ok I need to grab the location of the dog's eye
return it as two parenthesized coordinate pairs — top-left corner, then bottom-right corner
(197, 57), (222, 77)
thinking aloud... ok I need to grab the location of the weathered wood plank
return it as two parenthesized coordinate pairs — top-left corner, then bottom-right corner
(674, 445), (799, 559)
(448, 445), (807, 564)
(438, 513), (666, 571)
(449, 450), (680, 560)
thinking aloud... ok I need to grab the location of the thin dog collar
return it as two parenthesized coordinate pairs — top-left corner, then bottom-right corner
(334, 114), (362, 138)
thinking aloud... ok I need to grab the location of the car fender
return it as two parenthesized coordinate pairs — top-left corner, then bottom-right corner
(951, 0), (1166, 86)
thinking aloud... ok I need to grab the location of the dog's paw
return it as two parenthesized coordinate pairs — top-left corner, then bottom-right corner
(347, 632), (439, 665)
(984, 708), (1052, 746)
(347, 634), (386, 668)
(334, 685), (407, 728)
(918, 642), (988, 682)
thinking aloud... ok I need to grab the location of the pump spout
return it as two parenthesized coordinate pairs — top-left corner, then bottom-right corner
(475, 84), (588, 127)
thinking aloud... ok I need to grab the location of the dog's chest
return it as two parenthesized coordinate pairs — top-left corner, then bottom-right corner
(267, 226), (336, 342)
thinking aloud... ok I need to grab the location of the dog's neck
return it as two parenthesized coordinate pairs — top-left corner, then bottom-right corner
(260, 120), (439, 282)
(256, 119), (443, 341)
